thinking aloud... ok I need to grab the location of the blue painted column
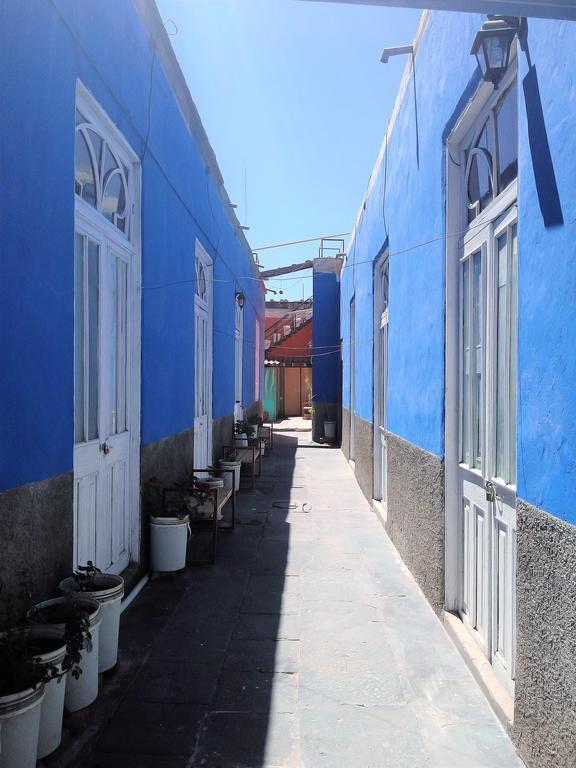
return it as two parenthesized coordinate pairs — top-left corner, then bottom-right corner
(312, 257), (342, 442)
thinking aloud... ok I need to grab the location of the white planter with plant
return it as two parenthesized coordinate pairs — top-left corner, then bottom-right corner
(59, 563), (124, 673)
(150, 512), (190, 572)
(218, 457), (241, 491)
(234, 432), (248, 447)
(234, 419), (255, 448)
(31, 637), (67, 759)
(0, 684), (45, 768)
(324, 420), (336, 441)
(28, 597), (101, 713)
(0, 627), (54, 768)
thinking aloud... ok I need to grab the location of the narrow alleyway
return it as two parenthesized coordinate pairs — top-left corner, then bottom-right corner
(63, 430), (523, 768)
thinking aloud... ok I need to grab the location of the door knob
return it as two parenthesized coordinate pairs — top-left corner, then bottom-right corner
(99, 442), (111, 455)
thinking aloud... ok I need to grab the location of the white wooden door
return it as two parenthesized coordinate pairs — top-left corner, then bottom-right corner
(374, 258), (389, 505)
(458, 213), (518, 691)
(74, 225), (132, 574)
(193, 244), (213, 470)
(73, 84), (141, 576)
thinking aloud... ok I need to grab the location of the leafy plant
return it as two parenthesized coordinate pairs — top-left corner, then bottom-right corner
(0, 627), (60, 696)
(71, 561), (102, 592)
(28, 597), (93, 681)
(234, 419), (256, 437)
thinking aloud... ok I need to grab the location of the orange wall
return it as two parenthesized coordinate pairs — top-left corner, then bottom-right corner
(266, 321), (312, 360)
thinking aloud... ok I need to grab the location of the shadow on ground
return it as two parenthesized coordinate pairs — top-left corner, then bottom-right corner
(49, 433), (298, 768)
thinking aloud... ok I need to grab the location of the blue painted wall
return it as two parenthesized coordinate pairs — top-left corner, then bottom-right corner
(341, 12), (483, 458)
(340, 12), (576, 524)
(516, 19), (576, 524)
(0, 0), (263, 491)
(312, 264), (341, 405)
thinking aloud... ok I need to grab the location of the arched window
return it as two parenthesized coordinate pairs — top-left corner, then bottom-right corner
(464, 83), (517, 222)
(74, 110), (131, 237)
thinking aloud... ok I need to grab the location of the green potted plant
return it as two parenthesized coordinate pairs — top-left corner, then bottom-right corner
(59, 561), (124, 673)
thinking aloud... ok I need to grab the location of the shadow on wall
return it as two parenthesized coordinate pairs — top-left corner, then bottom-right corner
(521, 32), (564, 228)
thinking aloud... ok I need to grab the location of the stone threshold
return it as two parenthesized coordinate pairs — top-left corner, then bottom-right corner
(443, 610), (514, 734)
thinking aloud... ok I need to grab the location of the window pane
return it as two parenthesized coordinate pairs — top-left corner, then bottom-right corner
(74, 234), (85, 443)
(462, 259), (470, 464)
(108, 255), (118, 435)
(496, 84), (518, 193)
(496, 232), (508, 479)
(472, 251), (483, 469)
(102, 172), (125, 226)
(509, 225), (518, 482)
(75, 132), (97, 207)
(116, 260), (128, 433)
(87, 240), (99, 441)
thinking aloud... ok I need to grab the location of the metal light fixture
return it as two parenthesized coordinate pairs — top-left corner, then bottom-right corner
(471, 16), (525, 87)
(235, 291), (245, 308)
(380, 44), (413, 64)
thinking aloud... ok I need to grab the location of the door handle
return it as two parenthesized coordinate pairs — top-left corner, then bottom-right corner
(99, 442), (111, 455)
(485, 480), (496, 502)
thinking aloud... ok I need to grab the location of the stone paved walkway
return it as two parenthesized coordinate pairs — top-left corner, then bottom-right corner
(66, 432), (524, 768)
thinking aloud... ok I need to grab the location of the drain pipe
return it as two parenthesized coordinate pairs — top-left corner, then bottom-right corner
(121, 573), (150, 614)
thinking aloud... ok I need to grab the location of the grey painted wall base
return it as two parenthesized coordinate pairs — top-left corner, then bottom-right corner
(140, 428), (194, 486)
(351, 413), (374, 502)
(341, 406), (351, 459)
(0, 472), (73, 623)
(213, 413), (234, 462)
(386, 432), (445, 614)
(340, 408), (373, 501)
(514, 500), (576, 768)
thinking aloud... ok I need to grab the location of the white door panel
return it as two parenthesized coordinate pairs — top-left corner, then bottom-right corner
(194, 244), (213, 471)
(457, 215), (518, 693)
(74, 224), (134, 574)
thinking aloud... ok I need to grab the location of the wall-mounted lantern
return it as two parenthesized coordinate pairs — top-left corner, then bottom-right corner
(471, 16), (525, 87)
(235, 291), (245, 309)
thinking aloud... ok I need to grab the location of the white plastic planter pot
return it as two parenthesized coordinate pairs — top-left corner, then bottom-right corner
(219, 459), (241, 492)
(234, 433), (248, 447)
(30, 638), (67, 759)
(59, 574), (124, 673)
(324, 420), (336, 442)
(28, 597), (101, 713)
(0, 684), (45, 768)
(150, 515), (190, 572)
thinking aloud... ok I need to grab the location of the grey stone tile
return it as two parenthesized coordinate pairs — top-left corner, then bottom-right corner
(84, 755), (188, 768)
(241, 588), (300, 615)
(224, 639), (300, 673)
(127, 660), (220, 704)
(232, 612), (300, 640)
(212, 669), (298, 713)
(194, 711), (297, 768)
(300, 702), (428, 768)
(95, 701), (204, 755)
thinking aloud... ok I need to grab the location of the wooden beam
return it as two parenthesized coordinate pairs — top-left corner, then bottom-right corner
(260, 260), (314, 279)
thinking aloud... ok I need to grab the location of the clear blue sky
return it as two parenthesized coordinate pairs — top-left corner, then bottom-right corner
(156, 0), (421, 300)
